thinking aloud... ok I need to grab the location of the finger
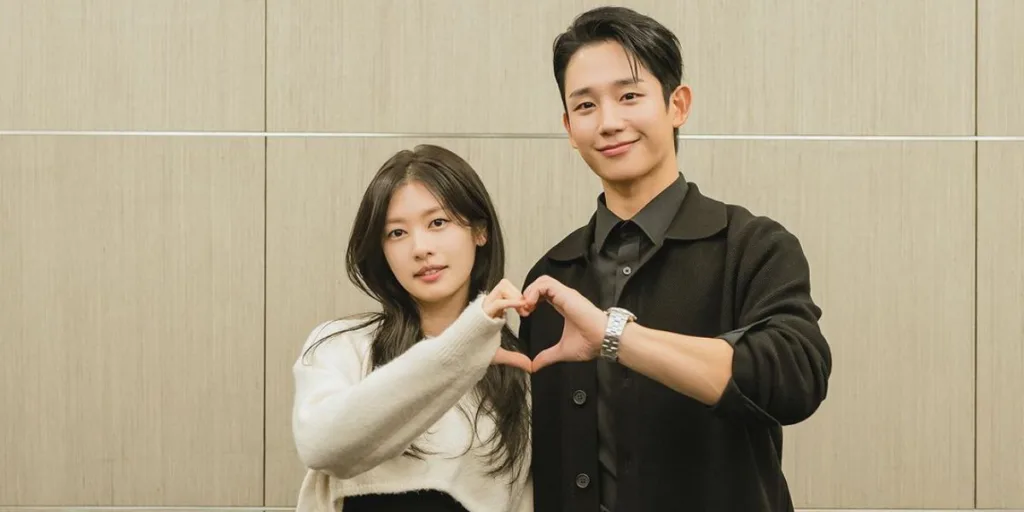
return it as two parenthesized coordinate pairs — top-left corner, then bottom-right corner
(485, 298), (520, 318)
(499, 298), (527, 308)
(490, 279), (519, 300)
(523, 279), (550, 306)
(530, 344), (564, 373)
(500, 282), (524, 301)
(515, 303), (534, 317)
(493, 348), (532, 373)
(485, 283), (503, 302)
(490, 298), (526, 315)
(519, 292), (538, 314)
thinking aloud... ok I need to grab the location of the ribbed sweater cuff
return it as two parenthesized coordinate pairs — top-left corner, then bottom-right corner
(433, 293), (505, 371)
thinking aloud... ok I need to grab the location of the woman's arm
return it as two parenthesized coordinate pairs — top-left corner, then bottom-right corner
(291, 295), (504, 479)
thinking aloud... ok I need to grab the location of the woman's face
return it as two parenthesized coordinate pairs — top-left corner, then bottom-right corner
(381, 180), (483, 310)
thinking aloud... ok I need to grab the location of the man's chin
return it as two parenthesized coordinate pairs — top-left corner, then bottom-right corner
(594, 164), (652, 185)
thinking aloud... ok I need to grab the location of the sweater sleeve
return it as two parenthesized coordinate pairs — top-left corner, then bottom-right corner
(291, 294), (505, 479)
(710, 216), (833, 426)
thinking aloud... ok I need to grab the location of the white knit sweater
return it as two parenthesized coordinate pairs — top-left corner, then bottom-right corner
(291, 295), (533, 512)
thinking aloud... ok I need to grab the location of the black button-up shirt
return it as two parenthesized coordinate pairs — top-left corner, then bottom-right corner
(591, 174), (689, 510)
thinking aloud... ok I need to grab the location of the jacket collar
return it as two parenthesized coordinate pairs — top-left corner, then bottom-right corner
(546, 182), (728, 263)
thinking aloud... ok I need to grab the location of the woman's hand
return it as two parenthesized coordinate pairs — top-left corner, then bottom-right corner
(482, 279), (533, 373)
(482, 278), (528, 318)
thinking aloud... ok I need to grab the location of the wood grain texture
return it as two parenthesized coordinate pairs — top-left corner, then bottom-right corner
(0, 0), (264, 131)
(266, 0), (974, 136)
(978, 0), (1024, 135)
(0, 136), (265, 505)
(263, 137), (601, 505)
(681, 140), (976, 508)
(976, 142), (1024, 508)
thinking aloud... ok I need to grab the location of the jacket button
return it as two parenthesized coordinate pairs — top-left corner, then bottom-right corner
(572, 389), (587, 405)
(575, 472), (590, 489)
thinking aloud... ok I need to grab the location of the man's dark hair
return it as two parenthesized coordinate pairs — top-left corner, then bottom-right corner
(553, 6), (684, 151)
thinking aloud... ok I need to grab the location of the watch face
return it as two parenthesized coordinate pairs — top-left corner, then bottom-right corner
(609, 307), (635, 321)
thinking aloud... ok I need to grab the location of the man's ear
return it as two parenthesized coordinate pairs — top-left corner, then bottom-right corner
(563, 112), (578, 149)
(669, 84), (692, 128)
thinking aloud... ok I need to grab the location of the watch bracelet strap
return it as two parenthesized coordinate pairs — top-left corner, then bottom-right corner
(601, 309), (631, 360)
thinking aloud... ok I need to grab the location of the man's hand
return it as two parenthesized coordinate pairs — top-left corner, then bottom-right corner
(521, 275), (608, 372)
(482, 279), (533, 373)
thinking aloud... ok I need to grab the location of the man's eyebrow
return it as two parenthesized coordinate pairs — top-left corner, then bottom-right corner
(568, 78), (644, 99)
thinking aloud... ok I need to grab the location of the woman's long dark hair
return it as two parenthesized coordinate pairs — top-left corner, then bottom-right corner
(302, 144), (530, 482)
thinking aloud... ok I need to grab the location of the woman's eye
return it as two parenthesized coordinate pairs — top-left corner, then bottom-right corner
(386, 229), (405, 239)
(430, 218), (449, 228)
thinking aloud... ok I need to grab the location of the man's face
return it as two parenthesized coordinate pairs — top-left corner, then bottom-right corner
(561, 41), (690, 185)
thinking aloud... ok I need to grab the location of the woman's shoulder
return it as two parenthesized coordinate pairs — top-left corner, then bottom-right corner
(308, 315), (377, 342)
(297, 315), (379, 365)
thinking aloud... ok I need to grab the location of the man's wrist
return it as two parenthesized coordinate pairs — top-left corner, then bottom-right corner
(599, 307), (636, 362)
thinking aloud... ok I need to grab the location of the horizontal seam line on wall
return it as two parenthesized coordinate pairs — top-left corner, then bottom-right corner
(0, 131), (1023, 141)
(4, 509), (1022, 512)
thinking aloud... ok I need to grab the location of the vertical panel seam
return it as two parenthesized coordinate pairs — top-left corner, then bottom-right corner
(262, 0), (270, 506)
(973, 0), (980, 508)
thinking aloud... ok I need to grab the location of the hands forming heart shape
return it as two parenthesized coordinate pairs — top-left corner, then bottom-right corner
(482, 276), (609, 373)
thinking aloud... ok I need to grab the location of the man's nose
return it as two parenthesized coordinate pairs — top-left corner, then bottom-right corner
(598, 104), (626, 134)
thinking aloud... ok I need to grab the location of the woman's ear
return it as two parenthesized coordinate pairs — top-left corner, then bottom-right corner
(474, 226), (488, 247)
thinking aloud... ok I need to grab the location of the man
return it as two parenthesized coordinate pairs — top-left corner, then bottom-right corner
(517, 6), (833, 512)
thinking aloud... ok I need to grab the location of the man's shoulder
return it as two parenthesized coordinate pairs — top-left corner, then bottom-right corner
(706, 196), (808, 269)
(709, 194), (799, 245)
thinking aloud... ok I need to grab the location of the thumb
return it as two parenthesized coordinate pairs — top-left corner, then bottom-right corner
(530, 344), (564, 373)
(493, 348), (533, 373)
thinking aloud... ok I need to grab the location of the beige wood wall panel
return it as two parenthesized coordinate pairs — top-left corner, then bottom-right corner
(0, 136), (265, 505)
(0, 0), (264, 131)
(977, 142), (1024, 508)
(264, 137), (601, 505)
(267, 0), (973, 136)
(681, 140), (975, 508)
(978, 0), (1024, 135)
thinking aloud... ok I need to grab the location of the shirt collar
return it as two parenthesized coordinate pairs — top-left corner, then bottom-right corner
(546, 179), (728, 263)
(593, 173), (689, 251)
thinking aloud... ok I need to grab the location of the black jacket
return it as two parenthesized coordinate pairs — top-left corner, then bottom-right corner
(518, 184), (832, 511)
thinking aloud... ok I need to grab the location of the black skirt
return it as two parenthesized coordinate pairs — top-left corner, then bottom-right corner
(341, 489), (470, 512)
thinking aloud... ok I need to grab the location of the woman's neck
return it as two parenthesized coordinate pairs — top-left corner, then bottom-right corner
(418, 287), (471, 338)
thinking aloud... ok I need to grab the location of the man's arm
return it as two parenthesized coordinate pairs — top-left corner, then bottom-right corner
(618, 217), (831, 425)
(615, 324), (735, 406)
(524, 217), (831, 426)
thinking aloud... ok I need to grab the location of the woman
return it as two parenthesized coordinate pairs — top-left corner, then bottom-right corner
(291, 144), (534, 512)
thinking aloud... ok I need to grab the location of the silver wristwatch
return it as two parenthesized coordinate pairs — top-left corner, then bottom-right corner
(600, 307), (636, 362)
